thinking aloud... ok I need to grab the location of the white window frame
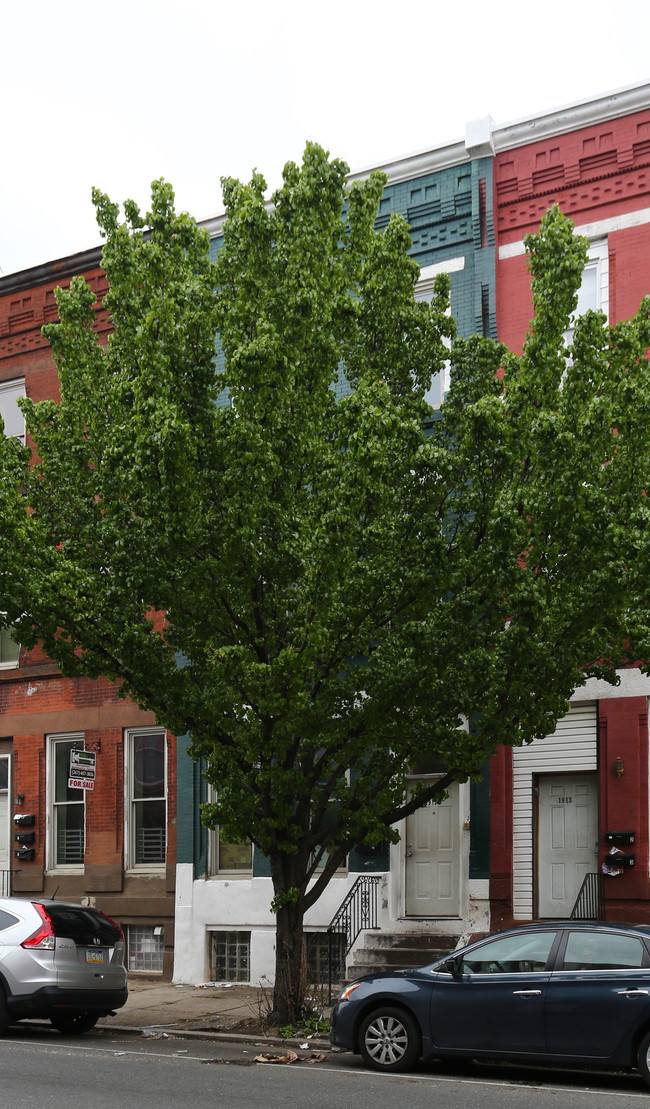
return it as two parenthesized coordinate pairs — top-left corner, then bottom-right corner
(124, 727), (167, 873)
(564, 238), (609, 346)
(0, 618), (19, 671)
(206, 787), (252, 877)
(46, 733), (86, 873)
(0, 378), (26, 445)
(416, 259), (464, 409)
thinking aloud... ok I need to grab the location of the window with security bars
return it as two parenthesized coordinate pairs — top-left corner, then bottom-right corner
(306, 932), (345, 984)
(49, 736), (85, 868)
(126, 729), (167, 869)
(127, 925), (164, 973)
(211, 931), (250, 982)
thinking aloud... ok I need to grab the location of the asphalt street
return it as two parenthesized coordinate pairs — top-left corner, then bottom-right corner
(0, 1022), (648, 1109)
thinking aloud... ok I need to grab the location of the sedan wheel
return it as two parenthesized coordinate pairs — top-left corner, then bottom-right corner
(359, 1007), (421, 1072)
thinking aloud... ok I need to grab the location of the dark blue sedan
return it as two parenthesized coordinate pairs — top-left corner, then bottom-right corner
(330, 922), (650, 1084)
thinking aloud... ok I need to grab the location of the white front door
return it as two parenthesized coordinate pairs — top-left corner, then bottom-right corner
(537, 774), (599, 918)
(405, 780), (460, 917)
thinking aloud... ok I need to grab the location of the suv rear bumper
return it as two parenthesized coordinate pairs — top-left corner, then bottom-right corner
(7, 985), (128, 1020)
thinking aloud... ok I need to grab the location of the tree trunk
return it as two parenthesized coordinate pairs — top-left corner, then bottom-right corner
(272, 894), (307, 1025)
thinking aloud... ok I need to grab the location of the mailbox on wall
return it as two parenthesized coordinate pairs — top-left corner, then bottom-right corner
(13, 813), (35, 827)
(14, 847), (35, 861)
(606, 831), (635, 845)
(604, 851), (635, 868)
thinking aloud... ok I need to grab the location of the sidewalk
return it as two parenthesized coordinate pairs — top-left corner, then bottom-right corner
(98, 977), (332, 1048)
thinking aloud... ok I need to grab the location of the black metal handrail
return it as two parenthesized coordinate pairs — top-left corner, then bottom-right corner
(570, 872), (604, 920)
(0, 870), (13, 897)
(327, 875), (379, 1002)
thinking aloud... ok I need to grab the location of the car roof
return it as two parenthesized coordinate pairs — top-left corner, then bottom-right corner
(0, 897), (98, 911)
(475, 921), (650, 939)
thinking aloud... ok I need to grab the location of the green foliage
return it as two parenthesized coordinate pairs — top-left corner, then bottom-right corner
(279, 1012), (329, 1040)
(1, 148), (650, 1021)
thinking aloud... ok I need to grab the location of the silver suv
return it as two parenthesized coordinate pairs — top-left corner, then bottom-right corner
(0, 897), (127, 1034)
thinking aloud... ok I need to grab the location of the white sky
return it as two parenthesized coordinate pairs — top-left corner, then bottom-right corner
(2, 0), (649, 276)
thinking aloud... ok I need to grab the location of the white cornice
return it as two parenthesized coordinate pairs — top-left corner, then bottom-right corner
(346, 138), (470, 187)
(339, 81), (650, 190)
(493, 80), (650, 152)
(198, 82), (650, 239)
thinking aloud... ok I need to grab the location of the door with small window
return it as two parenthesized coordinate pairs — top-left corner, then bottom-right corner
(0, 756), (10, 881)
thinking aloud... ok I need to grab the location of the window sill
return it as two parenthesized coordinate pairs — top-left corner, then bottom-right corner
(125, 867), (166, 877)
(208, 872), (253, 880)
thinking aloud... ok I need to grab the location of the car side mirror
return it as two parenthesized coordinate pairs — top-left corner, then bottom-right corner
(441, 954), (463, 975)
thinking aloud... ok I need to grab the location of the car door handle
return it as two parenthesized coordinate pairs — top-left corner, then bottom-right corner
(513, 989), (542, 997)
(617, 988), (649, 997)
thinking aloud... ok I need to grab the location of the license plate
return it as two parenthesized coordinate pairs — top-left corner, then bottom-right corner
(86, 949), (104, 964)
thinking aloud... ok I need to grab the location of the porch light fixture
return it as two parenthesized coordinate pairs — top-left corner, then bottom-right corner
(614, 756), (625, 779)
(14, 794), (24, 806)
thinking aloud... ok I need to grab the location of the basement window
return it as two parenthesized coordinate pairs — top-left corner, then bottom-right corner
(127, 924), (164, 973)
(306, 931), (346, 985)
(210, 930), (250, 982)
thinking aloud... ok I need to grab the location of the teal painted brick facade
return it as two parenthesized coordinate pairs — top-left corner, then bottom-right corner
(178, 148), (496, 885)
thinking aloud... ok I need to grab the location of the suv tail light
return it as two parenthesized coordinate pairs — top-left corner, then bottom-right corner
(100, 910), (124, 943)
(22, 902), (55, 950)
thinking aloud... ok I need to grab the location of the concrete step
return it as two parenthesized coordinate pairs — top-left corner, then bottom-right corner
(346, 931), (460, 979)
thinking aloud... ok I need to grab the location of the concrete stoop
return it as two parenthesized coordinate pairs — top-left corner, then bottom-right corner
(347, 930), (460, 979)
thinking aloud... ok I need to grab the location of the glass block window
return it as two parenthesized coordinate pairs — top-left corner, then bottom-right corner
(211, 930), (250, 982)
(127, 924), (164, 973)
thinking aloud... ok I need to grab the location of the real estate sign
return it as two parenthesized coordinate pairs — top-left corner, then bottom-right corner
(68, 748), (96, 791)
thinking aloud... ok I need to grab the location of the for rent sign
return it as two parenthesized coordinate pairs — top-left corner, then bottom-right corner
(68, 748), (96, 791)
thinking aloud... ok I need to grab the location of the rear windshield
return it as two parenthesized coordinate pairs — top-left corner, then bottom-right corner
(42, 904), (121, 946)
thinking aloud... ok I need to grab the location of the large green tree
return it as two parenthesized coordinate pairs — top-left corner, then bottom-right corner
(1, 145), (650, 1022)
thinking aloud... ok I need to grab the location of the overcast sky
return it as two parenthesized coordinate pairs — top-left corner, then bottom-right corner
(2, 0), (649, 277)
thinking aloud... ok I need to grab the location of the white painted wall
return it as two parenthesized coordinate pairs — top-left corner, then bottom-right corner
(173, 865), (389, 985)
(173, 775), (489, 985)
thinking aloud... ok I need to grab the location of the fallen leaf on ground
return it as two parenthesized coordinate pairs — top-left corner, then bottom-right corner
(254, 1050), (299, 1065)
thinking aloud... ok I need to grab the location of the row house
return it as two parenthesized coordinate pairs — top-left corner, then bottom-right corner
(491, 81), (650, 930)
(175, 81), (650, 985)
(3, 78), (650, 989)
(0, 253), (177, 977)
(174, 125), (498, 986)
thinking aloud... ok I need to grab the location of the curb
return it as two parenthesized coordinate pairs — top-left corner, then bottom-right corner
(97, 1022), (332, 1050)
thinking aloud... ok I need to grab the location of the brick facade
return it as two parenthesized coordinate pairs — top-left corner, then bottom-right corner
(491, 85), (650, 926)
(0, 253), (177, 978)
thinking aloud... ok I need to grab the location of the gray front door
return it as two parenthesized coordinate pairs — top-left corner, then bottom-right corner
(405, 780), (460, 917)
(537, 775), (599, 918)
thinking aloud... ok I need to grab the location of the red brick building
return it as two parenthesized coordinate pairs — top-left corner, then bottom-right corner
(491, 82), (650, 928)
(0, 250), (176, 977)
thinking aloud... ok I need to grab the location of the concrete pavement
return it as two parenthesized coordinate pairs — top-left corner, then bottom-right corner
(98, 976), (332, 1048)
